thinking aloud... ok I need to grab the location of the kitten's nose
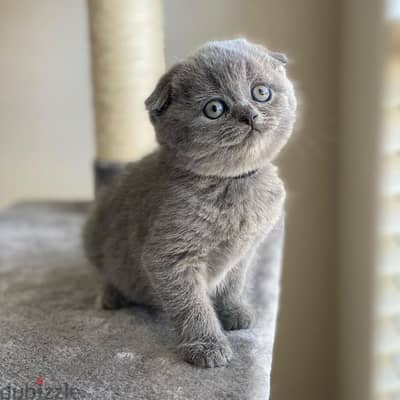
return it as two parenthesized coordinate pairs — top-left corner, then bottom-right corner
(238, 111), (258, 128)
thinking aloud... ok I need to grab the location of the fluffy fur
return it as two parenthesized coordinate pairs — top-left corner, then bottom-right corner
(83, 39), (296, 368)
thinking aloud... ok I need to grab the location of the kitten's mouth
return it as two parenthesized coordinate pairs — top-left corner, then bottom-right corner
(248, 126), (263, 135)
(251, 121), (278, 135)
(240, 127), (261, 143)
(225, 125), (265, 147)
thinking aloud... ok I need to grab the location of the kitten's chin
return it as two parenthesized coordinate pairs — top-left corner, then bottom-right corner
(176, 149), (271, 178)
(164, 129), (289, 178)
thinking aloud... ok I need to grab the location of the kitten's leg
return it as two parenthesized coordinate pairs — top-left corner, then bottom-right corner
(144, 257), (232, 368)
(99, 282), (130, 310)
(214, 250), (256, 331)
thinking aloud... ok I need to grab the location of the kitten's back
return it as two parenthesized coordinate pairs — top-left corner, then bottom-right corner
(82, 150), (164, 270)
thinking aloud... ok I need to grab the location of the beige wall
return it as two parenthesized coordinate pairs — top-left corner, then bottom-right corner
(0, 1), (94, 208)
(0, 1), (339, 399)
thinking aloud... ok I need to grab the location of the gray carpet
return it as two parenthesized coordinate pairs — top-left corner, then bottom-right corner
(0, 202), (283, 400)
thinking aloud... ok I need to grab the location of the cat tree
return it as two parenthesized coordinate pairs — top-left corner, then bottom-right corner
(88, 0), (164, 189)
(0, 1), (284, 399)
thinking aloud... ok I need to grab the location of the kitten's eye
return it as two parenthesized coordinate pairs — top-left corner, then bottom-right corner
(251, 85), (272, 102)
(203, 99), (226, 119)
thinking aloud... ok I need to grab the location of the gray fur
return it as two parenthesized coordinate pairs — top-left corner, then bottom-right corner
(83, 39), (296, 368)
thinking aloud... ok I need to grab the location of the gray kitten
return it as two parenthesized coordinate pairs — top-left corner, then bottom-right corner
(83, 39), (296, 368)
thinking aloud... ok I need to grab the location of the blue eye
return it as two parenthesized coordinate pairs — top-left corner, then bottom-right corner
(252, 85), (272, 102)
(204, 99), (226, 119)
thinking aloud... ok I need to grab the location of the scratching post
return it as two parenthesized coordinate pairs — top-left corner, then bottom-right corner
(87, 0), (165, 190)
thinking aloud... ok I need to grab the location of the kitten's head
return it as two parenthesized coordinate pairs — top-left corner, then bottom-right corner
(145, 39), (297, 177)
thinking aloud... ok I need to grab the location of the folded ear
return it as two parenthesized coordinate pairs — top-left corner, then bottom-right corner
(269, 51), (288, 65)
(145, 64), (180, 117)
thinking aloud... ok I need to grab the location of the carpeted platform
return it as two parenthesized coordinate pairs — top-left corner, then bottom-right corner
(0, 202), (283, 400)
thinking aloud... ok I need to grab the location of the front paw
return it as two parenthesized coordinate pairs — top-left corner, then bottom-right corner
(180, 335), (233, 368)
(218, 303), (255, 331)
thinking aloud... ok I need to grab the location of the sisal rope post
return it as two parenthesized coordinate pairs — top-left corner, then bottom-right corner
(87, 0), (165, 190)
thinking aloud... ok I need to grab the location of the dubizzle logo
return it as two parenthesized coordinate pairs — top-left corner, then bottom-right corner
(0, 376), (84, 400)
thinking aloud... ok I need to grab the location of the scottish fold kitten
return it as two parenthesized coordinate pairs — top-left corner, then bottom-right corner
(83, 39), (296, 368)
